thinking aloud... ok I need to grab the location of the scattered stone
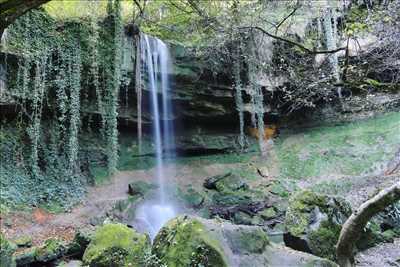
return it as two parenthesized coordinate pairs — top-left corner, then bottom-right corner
(233, 211), (253, 225)
(204, 172), (232, 190)
(257, 166), (270, 178)
(128, 180), (157, 197)
(82, 223), (150, 267)
(204, 172), (248, 192)
(179, 186), (204, 208)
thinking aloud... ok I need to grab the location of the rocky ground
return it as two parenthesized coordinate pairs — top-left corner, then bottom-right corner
(1, 112), (399, 266)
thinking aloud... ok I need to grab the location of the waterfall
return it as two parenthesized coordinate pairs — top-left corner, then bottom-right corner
(134, 33), (176, 239)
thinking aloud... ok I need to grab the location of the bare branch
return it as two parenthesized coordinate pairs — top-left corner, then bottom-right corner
(336, 180), (400, 267)
(275, 0), (301, 34)
(240, 26), (346, 55)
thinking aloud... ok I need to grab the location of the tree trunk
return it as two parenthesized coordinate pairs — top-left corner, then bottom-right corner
(336, 180), (400, 267)
(385, 148), (400, 175)
(0, 0), (50, 40)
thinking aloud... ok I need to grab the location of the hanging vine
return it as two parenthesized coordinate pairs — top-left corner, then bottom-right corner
(135, 33), (143, 155)
(28, 56), (47, 177)
(102, 0), (123, 174)
(67, 42), (82, 173)
(88, 4), (104, 127)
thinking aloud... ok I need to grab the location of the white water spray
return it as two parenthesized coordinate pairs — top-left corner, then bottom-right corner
(134, 33), (176, 239)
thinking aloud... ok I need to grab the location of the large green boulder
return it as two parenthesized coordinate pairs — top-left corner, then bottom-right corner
(0, 234), (16, 267)
(284, 190), (352, 261)
(82, 223), (150, 267)
(152, 216), (228, 267)
(152, 216), (337, 267)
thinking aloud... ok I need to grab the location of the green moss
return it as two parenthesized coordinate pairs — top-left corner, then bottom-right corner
(225, 227), (269, 254)
(285, 191), (328, 236)
(35, 238), (66, 262)
(0, 234), (16, 267)
(308, 221), (341, 261)
(259, 208), (277, 220)
(276, 112), (400, 179)
(178, 186), (205, 208)
(83, 223), (150, 267)
(153, 216), (228, 267)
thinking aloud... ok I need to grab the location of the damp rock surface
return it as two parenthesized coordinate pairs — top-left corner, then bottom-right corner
(152, 215), (338, 267)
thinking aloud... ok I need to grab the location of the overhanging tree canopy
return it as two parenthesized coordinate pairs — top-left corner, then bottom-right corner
(0, 0), (50, 39)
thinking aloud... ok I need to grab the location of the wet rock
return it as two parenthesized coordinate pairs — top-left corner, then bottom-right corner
(259, 207), (277, 220)
(284, 190), (352, 261)
(204, 172), (231, 190)
(152, 216), (229, 267)
(128, 181), (157, 197)
(204, 172), (248, 192)
(257, 167), (270, 178)
(155, 216), (338, 267)
(176, 134), (238, 156)
(82, 223), (150, 267)
(233, 211), (253, 225)
(225, 226), (269, 254)
(178, 186), (205, 208)
(15, 248), (36, 266)
(0, 233), (16, 267)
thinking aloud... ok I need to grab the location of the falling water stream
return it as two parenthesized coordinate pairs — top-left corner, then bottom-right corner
(134, 34), (176, 240)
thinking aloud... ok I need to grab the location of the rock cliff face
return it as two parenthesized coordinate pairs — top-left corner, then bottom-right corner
(1, 5), (399, 156)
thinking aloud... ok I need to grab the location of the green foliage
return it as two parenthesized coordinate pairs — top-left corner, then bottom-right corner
(0, 1), (129, 208)
(0, 234), (16, 267)
(101, 0), (123, 175)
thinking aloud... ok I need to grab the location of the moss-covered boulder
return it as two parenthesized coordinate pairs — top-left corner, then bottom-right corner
(204, 172), (248, 192)
(0, 234), (16, 267)
(13, 236), (32, 248)
(157, 216), (338, 267)
(82, 223), (150, 267)
(152, 216), (228, 267)
(284, 190), (352, 261)
(224, 226), (269, 254)
(67, 228), (94, 257)
(35, 238), (66, 263)
(178, 186), (205, 208)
